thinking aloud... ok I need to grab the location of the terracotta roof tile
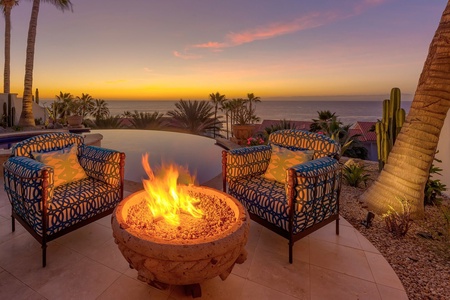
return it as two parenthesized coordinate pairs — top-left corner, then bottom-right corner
(350, 121), (377, 142)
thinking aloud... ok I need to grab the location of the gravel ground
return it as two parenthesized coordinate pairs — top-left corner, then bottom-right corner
(340, 159), (450, 300)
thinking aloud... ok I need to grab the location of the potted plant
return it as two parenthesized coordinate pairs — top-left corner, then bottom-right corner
(230, 98), (260, 145)
(49, 92), (83, 127)
(66, 99), (83, 127)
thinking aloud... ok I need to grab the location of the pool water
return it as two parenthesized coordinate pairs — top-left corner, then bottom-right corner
(92, 129), (223, 184)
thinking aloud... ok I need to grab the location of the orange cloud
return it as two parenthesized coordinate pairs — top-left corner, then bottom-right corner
(192, 41), (227, 49)
(172, 51), (202, 60)
(174, 0), (386, 58)
(225, 11), (335, 46)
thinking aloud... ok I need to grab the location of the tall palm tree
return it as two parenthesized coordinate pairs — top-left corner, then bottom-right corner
(76, 93), (94, 118)
(361, 1), (450, 218)
(91, 99), (110, 121)
(220, 99), (232, 139)
(1, 0), (18, 94)
(18, 0), (73, 127)
(209, 92), (226, 137)
(55, 91), (73, 118)
(167, 100), (219, 135)
(246, 93), (261, 123)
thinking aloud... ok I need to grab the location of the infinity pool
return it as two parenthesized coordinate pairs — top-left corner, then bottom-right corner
(92, 129), (223, 184)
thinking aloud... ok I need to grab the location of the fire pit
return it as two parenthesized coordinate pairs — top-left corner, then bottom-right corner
(111, 155), (249, 297)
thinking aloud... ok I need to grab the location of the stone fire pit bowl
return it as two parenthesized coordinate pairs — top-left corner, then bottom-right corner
(112, 186), (250, 294)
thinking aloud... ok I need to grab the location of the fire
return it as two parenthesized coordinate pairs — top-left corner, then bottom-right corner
(141, 153), (204, 226)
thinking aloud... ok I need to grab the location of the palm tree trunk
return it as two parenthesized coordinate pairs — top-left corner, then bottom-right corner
(18, 0), (39, 127)
(226, 111), (229, 139)
(3, 5), (11, 94)
(361, 0), (450, 218)
(213, 105), (218, 138)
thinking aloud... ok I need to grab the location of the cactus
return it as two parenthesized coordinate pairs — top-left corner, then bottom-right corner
(7, 94), (13, 127)
(2, 102), (6, 125)
(375, 87), (406, 171)
(11, 107), (15, 126)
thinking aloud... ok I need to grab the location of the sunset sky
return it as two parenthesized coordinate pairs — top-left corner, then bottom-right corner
(1, 0), (447, 101)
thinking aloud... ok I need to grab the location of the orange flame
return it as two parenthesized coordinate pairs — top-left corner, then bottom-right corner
(141, 153), (203, 226)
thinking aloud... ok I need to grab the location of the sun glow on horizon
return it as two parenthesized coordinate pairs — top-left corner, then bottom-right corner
(2, 1), (445, 101)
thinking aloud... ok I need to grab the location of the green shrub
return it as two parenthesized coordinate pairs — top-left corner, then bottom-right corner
(34, 117), (43, 125)
(130, 111), (164, 129)
(343, 164), (370, 188)
(92, 117), (124, 129)
(425, 154), (447, 205)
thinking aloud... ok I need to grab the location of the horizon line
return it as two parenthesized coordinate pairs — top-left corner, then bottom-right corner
(38, 94), (414, 102)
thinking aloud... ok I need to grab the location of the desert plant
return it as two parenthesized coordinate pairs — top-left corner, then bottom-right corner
(263, 119), (296, 138)
(34, 117), (43, 125)
(167, 100), (220, 135)
(91, 99), (110, 121)
(310, 112), (363, 157)
(343, 164), (370, 188)
(229, 98), (260, 125)
(424, 153), (447, 205)
(130, 111), (165, 129)
(375, 87), (406, 171)
(76, 93), (95, 118)
(310, 110), (336, 132)
(382, 196), (412, 237)
(92, 116), (124, 129)
(121, 110), (133, 118)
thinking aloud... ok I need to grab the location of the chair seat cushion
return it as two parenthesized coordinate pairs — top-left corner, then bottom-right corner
(43, 177), (121, 235)
(228, 176), (290, 231)
(228, 175), (336, 235)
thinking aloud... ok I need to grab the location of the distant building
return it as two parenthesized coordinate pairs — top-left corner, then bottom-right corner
(349, 121), (378, 161)
(0, 94), (47, 126)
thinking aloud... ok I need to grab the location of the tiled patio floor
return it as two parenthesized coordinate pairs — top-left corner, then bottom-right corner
(0, 175), (408, 300)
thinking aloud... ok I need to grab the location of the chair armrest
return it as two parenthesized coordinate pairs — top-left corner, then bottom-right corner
(3, 156), (53, 212)
(288, 157), (342, 210)
(224, 145), (271, 180)
(4, 156), (49, 178)
(79, 145), (125, 186)
(291, 156), (340, 177)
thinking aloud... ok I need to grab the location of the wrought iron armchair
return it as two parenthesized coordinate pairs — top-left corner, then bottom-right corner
(222, 129), (342, 263)
(3, 132), (125, 267)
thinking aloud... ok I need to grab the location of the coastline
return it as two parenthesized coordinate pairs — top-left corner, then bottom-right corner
(40, 99), (412, 125)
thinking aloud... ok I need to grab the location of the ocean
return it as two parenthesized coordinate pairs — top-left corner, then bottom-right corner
(100, 100), (412, 125)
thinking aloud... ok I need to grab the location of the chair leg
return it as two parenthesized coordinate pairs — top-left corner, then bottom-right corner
(11, 215), (15, 232)
(336, 217), (340, 235)
(289, 241), (293, 264)
(42, 243), (47, 267)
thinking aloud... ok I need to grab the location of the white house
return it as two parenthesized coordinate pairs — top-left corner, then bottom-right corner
(0, 93), (47, 126)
